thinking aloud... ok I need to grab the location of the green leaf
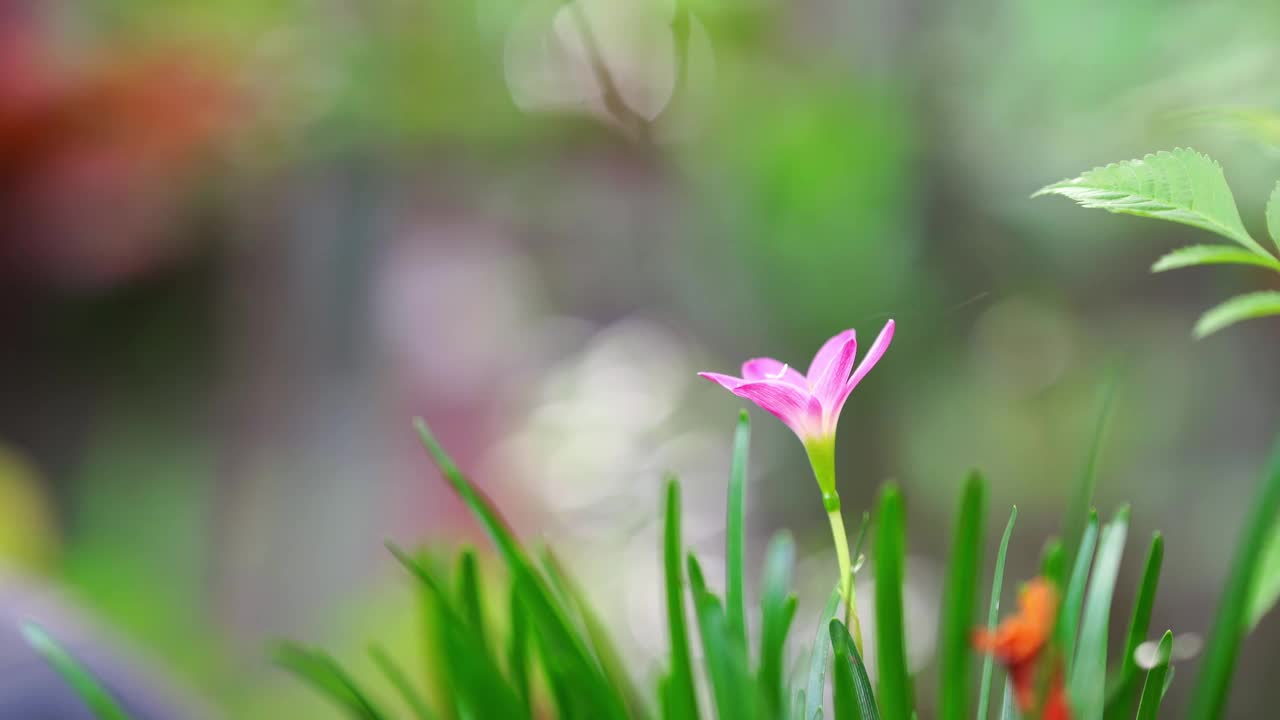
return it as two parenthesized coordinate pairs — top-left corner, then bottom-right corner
(727, 410), (751, 652)
(1188, 439), (1280, 720)
(410, 419), (629, 720)
(688, 553), (753, 720)
(1104, 533), (1164, 720)
(1034, 147), (1272, 258)
(1063, 373), (1119, 574)
(22, 623), (132, 720)
(759, 532), (798, 719)
(1193, 291), (1280, 338)
(1069, 506), (1130, 720)
(369, 644), (437, 720)
(1039, 538), (1066, 590)
(976, 506), (1018, 720)
(1134, 631), (1174, 720)
(805, 584), (844, 720)
(1267, 180), (1280, 252)
(1246, 519), (1280, 631)
(273, 642), (389, 720)
(998, 676), (1019, 720)
(937, 472), (985, 720)
(456, 549), (489, 652)
(873, 484), (911, 720)
(663, 478), (700, 720)
(1059, 511), (1099, 675)
(1151, 245), (1280, 273)
(830, 619), (880, 720)
(508, 583), (532, 717)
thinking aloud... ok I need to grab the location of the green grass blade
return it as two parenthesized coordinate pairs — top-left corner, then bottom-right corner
(22, 623), (132, 720)
(1188, 440), (1280, 720)
(1039, 538), (1066, 590)
(851, 511), (871, 564)
(938, 472), (985, 720)
(1069, 506), (1129, 720)
(1246, 520), (1280, 631)
(369, 644), (437, 720)
(664, 477), (700, 720)
(688, 553), (753, 720)
(976, 506), (1017, 720)
(1135, 632), (1174, 720)
(997, 676), (1018, 720)
(273, 642), (389, 720)
(759, 532), (798, 718)
(456, 549), (488, 651)
(874, 484), (911, 720)
(1058, 510), (1099, 674)
(1063, 374), (1118, 572)
(805, 584), (844, 720)
(1104, 532), (1164, 720)
(726, 410), (751, 652)
(508, 582), (531, 716)
(829, 619), (879, 720)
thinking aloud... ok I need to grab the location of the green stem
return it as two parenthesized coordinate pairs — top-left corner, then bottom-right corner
(825, 493), (863, 655)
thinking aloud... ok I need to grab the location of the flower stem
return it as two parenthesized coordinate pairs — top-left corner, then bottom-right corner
(824, 491), (864, 654)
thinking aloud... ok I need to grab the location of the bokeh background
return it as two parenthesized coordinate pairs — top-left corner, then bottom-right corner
(3, 0), (1280, 716)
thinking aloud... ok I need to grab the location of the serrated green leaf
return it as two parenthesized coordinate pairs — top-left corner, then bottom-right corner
(1059, 511), (1099, 675)
(874, 485), (911, 720)
(663, 478), (700, 720)
(369, 644), (437, 720)
(22, 623), (132, 720)
(727, 410), (751, 653)
(938, 472), (984, 720)
(805, 584), (844, 720)
(830, 619), (880, 720)
(273, 642), (389, 720)
(1151, 245), (1280, 272)
(1104, 533), (1164, 720)
(976, 506), (1017, 720)
(1034, 147), (1272, 258)
(1193, 291), (1280, 338)
(1069, 506), (1129, 720)
(1134, 632), (1174, 720)
(1189, 439), (1280, 720)
(759, 532), (798, 719)
(1267, 180), (1280, 252)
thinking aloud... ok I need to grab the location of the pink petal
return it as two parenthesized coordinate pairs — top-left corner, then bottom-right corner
(809, 332), (859, 413)
(741, 357), (807, 389)
(834, 319), (895, 411)
(730, 380), (823, 439)
(698, 371), (747, 391)
(806, 328), (858, 382)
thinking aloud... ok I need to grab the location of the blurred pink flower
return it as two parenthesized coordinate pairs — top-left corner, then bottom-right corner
(698, 320), (895, 445)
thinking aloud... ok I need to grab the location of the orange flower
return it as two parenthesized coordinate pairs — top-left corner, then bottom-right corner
(973, 578), (1071, 720)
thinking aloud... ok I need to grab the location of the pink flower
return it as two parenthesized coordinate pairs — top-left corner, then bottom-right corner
(698, 320), (895, 444)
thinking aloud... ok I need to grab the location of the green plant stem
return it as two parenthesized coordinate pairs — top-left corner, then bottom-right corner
(826, 496), (863, 654)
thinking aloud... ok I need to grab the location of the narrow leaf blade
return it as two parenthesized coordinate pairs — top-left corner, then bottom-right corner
(805, 584), (844, 720)
(1068, 506), (1130, 719)
(830, 619), (880, 720)
(976, 506), (1018, 720)
(1193, 291), (1280, 338)
(1134, 631), (1174, 720)
(874, 484), (911, 720)
(1151, 245), (1280, 272)
(664, 478), (700, 720)
(938, 472), (985, 720)
(1104, 533), (1164, 720)
(22, 623), (132, 720)
(726, 410), (751, 651)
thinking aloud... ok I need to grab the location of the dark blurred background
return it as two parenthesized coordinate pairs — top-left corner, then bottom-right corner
(2, 0), (1280, 716)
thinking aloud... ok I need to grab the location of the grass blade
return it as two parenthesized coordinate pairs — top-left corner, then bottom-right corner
(688, 553), (753, 720)
(22, 623), (132, 720)
(1063, 374), (1118, 573)
(1039, 538), (1066, 590)
(369, 644), (437, 720)
(664, 477), (700, 720)
(938, 472), (985, 720)
(873, 484), (911, 720)
(273, 641), (389, 720)
(1104, 532), (1164, 720)
(726, 410), (751, 652)
(1246, 520), (1280, 631)
(830, 619), (879, 720)
(1188, 439), (1280, 720)
(456, 549), (488, 651)
(997, 676), (1018, 720)
(1058, 510), (1099, 674)
(805, 584), (844, 720)
(508, 582), (531, 716)
(977, 506), (1017, 720)
(1068, 506), (1129, 720)
(759, 532), (798, 718)
(1135, 631), (1174, 720)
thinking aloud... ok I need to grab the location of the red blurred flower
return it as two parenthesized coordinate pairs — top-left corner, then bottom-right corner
(973, 578), (1072, 720)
